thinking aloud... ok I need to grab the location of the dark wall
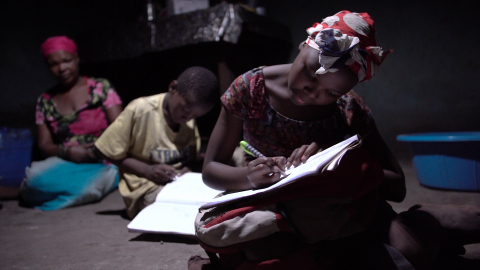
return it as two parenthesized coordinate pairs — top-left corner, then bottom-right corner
(1, 0), (479, 159)
(264, 0), (480, 158)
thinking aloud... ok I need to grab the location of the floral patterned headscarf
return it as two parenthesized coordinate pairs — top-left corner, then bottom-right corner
(305, 10), (391, 82)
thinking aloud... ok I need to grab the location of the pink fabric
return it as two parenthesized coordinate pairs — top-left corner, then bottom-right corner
(103, 89), (123, 108)
(35, 77), (122, 146)
(40, 36), (77, 58)
(68, 107), (108, 138)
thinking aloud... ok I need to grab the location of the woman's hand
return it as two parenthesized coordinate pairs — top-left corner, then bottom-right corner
(144, 164), (176, 185)
(246, 157), (286, 189)
(286, 142), (322, 168)
(68, 143), (98, 163)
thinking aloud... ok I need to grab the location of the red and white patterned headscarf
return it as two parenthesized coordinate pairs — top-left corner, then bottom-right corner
(305, 10), (391, 82)
(40, 36), (77, 59)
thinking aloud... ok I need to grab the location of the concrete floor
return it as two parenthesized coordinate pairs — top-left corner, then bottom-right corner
(1, 160), (480, 270)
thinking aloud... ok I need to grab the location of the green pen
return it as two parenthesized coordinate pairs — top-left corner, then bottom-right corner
(240, 140), (287, 177)
(240, 140), (265, 158)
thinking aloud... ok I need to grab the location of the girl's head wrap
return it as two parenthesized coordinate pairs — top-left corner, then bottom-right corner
(305, 10), (391, 82)
(40, 36), (77, 59)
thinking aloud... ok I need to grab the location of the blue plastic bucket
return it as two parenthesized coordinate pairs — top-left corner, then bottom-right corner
(397, 132), (480, 191)
(0, 127), (33, 187)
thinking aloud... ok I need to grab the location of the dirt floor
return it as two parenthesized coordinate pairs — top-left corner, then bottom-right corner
(1, 160), (480, 270)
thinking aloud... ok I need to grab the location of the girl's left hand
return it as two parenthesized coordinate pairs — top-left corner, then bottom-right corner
(286, 142), (322, 168)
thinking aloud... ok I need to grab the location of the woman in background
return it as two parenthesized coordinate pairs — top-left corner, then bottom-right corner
(20, 36), (123, 210)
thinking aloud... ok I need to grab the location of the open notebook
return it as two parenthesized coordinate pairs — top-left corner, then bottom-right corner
(127, 172), (221, 236)
(128, 134), (361, 236)
(200, 134), (362, 209)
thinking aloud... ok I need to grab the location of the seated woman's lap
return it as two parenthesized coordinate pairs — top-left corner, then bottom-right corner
(20, 157), (118, 210)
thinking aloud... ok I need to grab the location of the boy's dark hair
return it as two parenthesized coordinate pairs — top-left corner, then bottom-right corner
(176, 66), (218, 105)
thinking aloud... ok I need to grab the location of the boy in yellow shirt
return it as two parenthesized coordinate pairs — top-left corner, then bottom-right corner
(95, 66), (218, 219)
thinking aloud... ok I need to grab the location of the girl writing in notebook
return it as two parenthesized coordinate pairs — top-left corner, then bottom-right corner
(199, 10), (480, 270)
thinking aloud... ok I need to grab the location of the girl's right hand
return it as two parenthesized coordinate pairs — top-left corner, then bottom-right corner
(286, 142), (322, 169)
(246, 157), (286, 189)
(145, 164), (176, 185)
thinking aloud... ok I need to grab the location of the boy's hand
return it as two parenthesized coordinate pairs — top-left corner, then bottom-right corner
(246, 157), (286, 189)
(177, 166), (191, 176)
(286, 142), (322, 168)
(145, 164), (176, 185)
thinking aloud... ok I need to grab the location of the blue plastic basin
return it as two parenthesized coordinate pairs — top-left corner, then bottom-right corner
(397, 132), (480, 191)
(0, 127), (33, 187)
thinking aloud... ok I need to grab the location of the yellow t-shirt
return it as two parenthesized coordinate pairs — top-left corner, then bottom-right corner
(95, 93), (200, 218)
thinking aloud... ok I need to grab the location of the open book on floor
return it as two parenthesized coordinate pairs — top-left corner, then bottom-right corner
(127, 172), (221, 236)
(200, 134), (362, 209)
